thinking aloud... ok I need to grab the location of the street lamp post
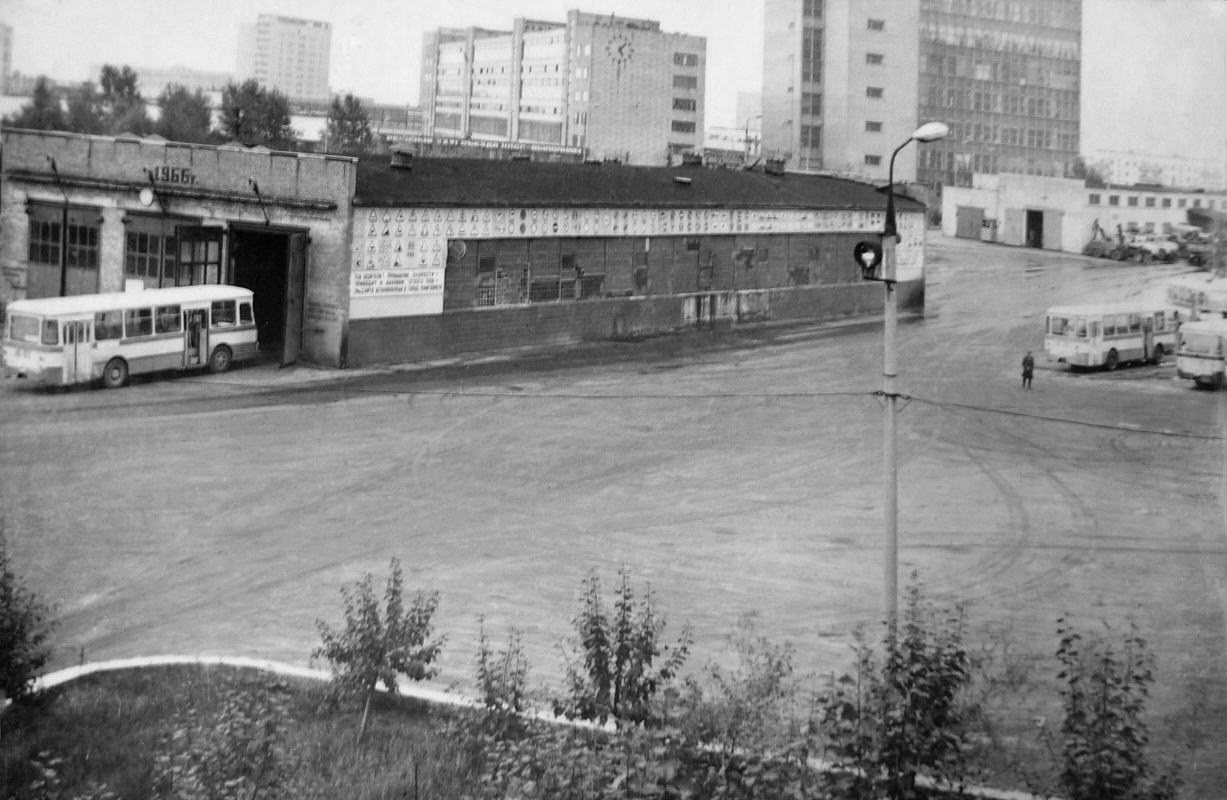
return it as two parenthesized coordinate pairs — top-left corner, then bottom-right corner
(880, 121), (948, 626)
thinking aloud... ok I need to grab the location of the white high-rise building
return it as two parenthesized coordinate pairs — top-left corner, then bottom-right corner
(420, 11), (706, 166)
(762, 0), (921, 179)
(237, 15), (332, 103)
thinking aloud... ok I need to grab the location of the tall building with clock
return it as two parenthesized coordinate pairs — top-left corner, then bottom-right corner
(418, 10), (706, 166)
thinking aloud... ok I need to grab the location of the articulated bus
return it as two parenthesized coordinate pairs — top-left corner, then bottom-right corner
(1044, 301), (1181, 370)
(1176, 317), (1227, 388)
(3, 285), (259, 389)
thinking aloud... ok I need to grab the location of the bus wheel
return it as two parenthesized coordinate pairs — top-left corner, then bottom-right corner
(1104, 349), (1119, 371)
(102, 358), (129, 389)
(208, 345), (233, 374)
(1149, 344), (1164, 365)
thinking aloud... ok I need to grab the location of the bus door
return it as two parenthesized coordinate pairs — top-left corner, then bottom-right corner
(61, 319), (91, 385)
(1088, 320), (1102, 361)
(184, 308), (208, 367)
(1142, 317), (1155, 361)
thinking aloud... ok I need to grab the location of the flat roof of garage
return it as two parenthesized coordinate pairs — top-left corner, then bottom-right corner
(354, 157), (924, 212)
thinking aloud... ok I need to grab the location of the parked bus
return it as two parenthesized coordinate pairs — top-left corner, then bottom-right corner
(3, 285), (259, 389)
(1176, 317), (1227, 388)
(1044, 301), (1181, 370)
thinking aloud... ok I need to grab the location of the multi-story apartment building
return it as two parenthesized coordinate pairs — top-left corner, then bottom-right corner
(133, 66), (234, 100)
(1086, 149), (1226, 192)
(762, 0), (1080, 187)
(418, 11), (706, 166)
(762, 0), (922, 180)
(917, 0), (1081, 187)
(237, 15), (332, 103)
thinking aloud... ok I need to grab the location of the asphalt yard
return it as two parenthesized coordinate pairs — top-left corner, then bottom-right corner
(2, 234), (1224, 793)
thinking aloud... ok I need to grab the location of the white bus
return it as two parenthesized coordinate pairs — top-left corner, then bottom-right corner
(3, 285), (259, 389)
(1176, 317), (1227, 388)
(1044, 301), (1181, 370)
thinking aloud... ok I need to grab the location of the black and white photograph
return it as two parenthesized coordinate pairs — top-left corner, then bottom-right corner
(1, 1), (1225, 797)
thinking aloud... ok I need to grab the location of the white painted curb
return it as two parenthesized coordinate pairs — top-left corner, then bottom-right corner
(11, 655), (1046, 800)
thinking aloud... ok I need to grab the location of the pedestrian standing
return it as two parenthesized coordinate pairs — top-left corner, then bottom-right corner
(1021, 351), (1035, 389)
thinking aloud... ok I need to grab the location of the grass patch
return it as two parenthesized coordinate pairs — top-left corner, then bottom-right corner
(0, 664), (480, 800)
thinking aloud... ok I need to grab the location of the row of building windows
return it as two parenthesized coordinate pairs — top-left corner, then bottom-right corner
(924, 87), (1077, 118)
(25, 206), (232, 288)
(1088, 194), (1218, 210)
(924, 0), (1082, 29)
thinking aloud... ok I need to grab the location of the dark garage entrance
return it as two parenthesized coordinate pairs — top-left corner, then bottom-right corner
(229, 225), (307, 366)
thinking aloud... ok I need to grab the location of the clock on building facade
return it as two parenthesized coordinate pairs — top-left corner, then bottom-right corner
(605, 32), (635, 77)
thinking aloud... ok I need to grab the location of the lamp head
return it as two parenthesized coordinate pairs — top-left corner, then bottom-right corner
(911, 121), (949, 143)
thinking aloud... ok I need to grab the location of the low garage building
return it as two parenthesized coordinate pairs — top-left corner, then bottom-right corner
(942, 172), (1227, 254)
(1, 129), (928, 368)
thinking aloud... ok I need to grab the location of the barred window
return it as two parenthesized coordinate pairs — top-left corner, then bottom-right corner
(27, 204), (100, 268)
(126, 216), (192, 286)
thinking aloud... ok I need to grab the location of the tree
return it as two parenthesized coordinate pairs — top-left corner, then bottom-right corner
(1046, 618), (1182, 800)
(313, 557), (445, 743)
(817, 578), (979, 799)
(218, 80), (296, 149)
(2, 77), (66, 131)
(65, 82), (104, 134)
(324, 93), (374, 155)
(94, 64), (151, 135)
(98, 64), (141, 107)
(155, 83), (214, 143)
(0, 522), (57, 703)
(556, 567), (692, 725)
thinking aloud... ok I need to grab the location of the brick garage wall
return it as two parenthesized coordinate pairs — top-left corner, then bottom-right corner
(345, 279), (922, 366)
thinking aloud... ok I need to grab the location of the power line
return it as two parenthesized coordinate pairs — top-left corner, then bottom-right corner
(223, 379), (1223, 441)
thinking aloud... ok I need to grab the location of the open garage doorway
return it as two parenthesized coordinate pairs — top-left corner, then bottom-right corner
(229, 225), (307, 366)
(1025, 210), (1044, 249)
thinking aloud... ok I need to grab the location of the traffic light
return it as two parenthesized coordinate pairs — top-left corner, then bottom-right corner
(853, 240), (883, 280)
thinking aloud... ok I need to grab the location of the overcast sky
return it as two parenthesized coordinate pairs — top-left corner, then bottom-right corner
(2, 0), (1225, 160)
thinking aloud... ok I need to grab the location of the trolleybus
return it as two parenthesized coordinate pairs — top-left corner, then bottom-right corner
(1044, 301), (1181, 370)
(3, 285), (258, 389)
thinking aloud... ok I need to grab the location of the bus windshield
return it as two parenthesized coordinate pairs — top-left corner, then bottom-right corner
(1048, 315), (1087, 338)
(1182, 331), (1224, 356)
(7, 314), (56, 344)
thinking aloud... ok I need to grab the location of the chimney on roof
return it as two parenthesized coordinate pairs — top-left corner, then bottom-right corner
(390, 147), (414, 170)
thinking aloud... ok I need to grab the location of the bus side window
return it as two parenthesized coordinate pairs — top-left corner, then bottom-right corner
(155, 305), (182, 334)
(41, 319), (59, 345)
(239, 302), (253, 325)
(124, 308), (153, 338)
(210, 300), (236, 327)
(1075, 319), (1087, 338)
(1089, 321), (1100, 338)
(95, 311), (123, 340)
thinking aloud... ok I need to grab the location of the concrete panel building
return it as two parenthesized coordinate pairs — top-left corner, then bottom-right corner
(917, 0), (1081, 187)
(237, 15), (332, 103)
(419, 11), (705, 166)
(2, 129), (929, 369)
(762, 0), (921, 180)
